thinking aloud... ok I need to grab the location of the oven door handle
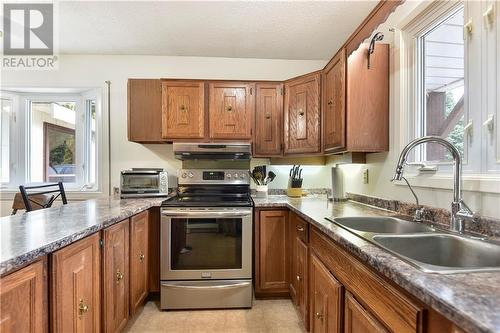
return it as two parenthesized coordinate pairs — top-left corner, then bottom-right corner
(162, 210), (252, 218)
(161, 281), (251, 290)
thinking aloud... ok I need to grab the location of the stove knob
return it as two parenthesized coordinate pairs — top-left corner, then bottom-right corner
(227, 173), (232, 178)
(181, 172), (187, 178)
(234, 173), (239, 178)
(188, 172), (194, 178)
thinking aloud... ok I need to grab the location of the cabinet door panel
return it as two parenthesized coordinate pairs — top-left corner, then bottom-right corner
(284, 73), (321, 154)
(162, 81), (205, 139)
(345, 292), (388, 333)
(130, 211), (149, 315)
(254, 83), (283, 156)
(323, 50), (346, 152)
(0, 259), (47, 333)
(51, 234), (100, 333)
(128, 79), (163, 143)
(104, 220), (129, 333)
(296, 238), (308, 327)
(209, 82), (254, 139)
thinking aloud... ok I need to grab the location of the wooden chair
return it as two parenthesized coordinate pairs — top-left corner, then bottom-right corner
(17, 182), (68, 213)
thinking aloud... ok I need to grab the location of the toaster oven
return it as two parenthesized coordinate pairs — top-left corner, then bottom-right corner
(120, 168), (168, 198)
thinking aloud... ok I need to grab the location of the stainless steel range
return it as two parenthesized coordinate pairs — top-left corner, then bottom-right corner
(160, 168), (253, 310)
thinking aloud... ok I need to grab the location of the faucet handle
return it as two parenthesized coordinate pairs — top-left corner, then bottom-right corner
(456, 200), (479, 222)
(414, 207), (425, 223)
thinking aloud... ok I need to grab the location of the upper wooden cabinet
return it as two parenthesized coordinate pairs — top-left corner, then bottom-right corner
(51, 233), (100, 333)
(254, 83), (283, 156)
(284, 72), (321, 154)
(161, 81), (205, 139)
(128, 79), (164, 143)
(0, 259), (47, 333)
(209, 82), (255, 140)
(323, 49), (346, 152)
(130, 211), (149, 316)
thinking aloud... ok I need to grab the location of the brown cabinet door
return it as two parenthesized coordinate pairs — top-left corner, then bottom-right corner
(346, 43), (389, 152)
(323, 50), (346, 152)
(254, 83), (283, 156)
(344, 292), (388, 333)
(209, 82), (255, 139)
(128, 79), (163, 143)
(296, 238), (309, 328)
(255, 210), (289, 296)
(103, 219), (129, 333)
(51, 233), (100, 333)
(284, 73), (321, 154)
(310, 254), (342, 333)
(162, 81), (205, 139)
(0, 259), (47, 333)
(130, 211), (149, 315)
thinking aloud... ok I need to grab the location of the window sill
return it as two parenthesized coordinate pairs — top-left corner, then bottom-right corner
(393, 174), (500, 194)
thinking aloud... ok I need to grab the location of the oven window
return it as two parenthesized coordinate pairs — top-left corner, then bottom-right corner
(122, 175), (159, 189)
(170, 217), (242, 270)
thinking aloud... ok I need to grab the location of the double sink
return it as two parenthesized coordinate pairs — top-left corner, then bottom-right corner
(325, 216), (500, 274)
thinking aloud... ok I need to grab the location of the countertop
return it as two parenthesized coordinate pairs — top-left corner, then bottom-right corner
(1, 195), (498, 333)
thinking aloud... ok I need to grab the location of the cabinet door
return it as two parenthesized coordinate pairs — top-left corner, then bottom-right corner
(0, 259), (47, 333)
(209, 82), (255, 139)
(323, 49), (346, 152)
(296, 238), (309, 327)
(255, 210), (289, 296)
(128, 79), (163, 143)
(345, 292), (388, 333)
(130, 211), (149, 315)
(51, 233), (100, 333)
(284, 73), (321, 154)
(162, 81), (205, 139)
(310, 254), (342, 333)
(254, 83), (283, 156)
(103, 219), (130, 333)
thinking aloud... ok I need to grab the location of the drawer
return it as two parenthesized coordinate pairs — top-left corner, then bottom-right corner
(292, 213), (309, 243)
(310, 227), (423, 333)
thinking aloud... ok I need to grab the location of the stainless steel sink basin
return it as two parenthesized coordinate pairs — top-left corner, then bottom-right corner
(331, 217), (435, 234)
(373, 234), (500, 273)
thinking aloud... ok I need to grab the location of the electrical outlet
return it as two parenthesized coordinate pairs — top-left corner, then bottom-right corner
(362, 168), (369, 184)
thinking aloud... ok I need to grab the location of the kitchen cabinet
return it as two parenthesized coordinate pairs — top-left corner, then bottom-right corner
(130, 211), (149, 315)
(0, 259), (47, 333)
(209, 82), (255, 140)
(284, 72), (321, 154)
(310, 253), (343, 333)
(161, 80), (205, 139)
(51, 233), (100, 333)
(254, 83), (283, 156)
(290, 213), (309, 328)
(103, 219), (130, 333)
(323, 49), (346, 152)
(128, 79), (164, 143)
(344, 292), (388, 333)
(254, 209), (290, 297)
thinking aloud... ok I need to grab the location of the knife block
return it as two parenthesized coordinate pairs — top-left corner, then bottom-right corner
(287, 179), (302, 198)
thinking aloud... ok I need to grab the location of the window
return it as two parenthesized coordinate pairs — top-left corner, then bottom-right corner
(0, 89), (101, 191)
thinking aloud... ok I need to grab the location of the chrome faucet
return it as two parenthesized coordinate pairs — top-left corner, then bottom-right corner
(392, 136), (477, 233)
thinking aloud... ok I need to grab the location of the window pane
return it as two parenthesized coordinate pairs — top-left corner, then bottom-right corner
(421, 7), (464, 162)
(30, 101), (77, 183)
(86, 99), (97, 185)
(0, 99), (11, 183)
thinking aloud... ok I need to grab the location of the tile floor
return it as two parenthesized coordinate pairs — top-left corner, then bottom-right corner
(124, 299), (306, 333)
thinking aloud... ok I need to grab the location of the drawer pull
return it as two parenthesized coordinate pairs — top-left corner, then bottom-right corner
(139, 254), (145, 262)
(315, 312), (324, 320)
(296, 225), (305, 232)
(78, 299), (89, 318)
(116, 269), (124, 283)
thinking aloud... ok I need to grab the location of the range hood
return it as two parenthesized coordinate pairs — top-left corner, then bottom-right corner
(173, 143), (252, 161)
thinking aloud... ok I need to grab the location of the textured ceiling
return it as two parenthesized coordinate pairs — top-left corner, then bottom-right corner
(58, 1), (378, 60)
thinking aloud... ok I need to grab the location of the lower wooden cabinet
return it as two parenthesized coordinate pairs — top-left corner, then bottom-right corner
(344, 292), (388, 333)
(255, 209), (290, 297)
(51, 233), (101, 333)
(0, 259), (47, 333)
(130, 211), (150, 315)
(310, 253), (343, 333)
(103, 219), (130, 333)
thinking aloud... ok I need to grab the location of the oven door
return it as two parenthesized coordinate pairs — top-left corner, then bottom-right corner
(161, 207), (252, 280)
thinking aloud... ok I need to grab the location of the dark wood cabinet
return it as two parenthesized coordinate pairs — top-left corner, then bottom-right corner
(254, 83), (283, 156)
(161, 81), (205, 139)
(310, 253), (343, 333)
(128, 79), (163, 143)
(209, 82), (255, 139)
(284, 72), (321, 154)
(0, 259), (47, 333)
(344, 292), (388, 333)
(323, 49), (346, 152)
(103, 219), (129, 333)
(255, 209), (290, 297)
(51, 233), (100, 333)
(130, 211), (149, 315)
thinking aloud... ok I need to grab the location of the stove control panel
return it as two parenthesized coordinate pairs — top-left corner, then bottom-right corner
(178, 169), (249, 185)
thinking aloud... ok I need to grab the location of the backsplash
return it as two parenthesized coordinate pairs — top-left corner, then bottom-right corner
(251, 188), (331, 196)
(346, 192), (500, 239)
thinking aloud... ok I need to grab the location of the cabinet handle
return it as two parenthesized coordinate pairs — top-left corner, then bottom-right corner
(296, 225), (305, 232)
(298, 109), (304, 117)
(464, 19), (473, 38)
(483, 5), (494, 27)
(78, 299), (89, 318)
(296, 275), (301, 281)
(315, 312), (324, 321)
(139, 254), (145, 262)
(116, 269), (124, 283)
(265, 113), (271, 119)
(180, 105), (187, 112)
(226, 105), (233, 112)
(327, 100), (333, 106)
